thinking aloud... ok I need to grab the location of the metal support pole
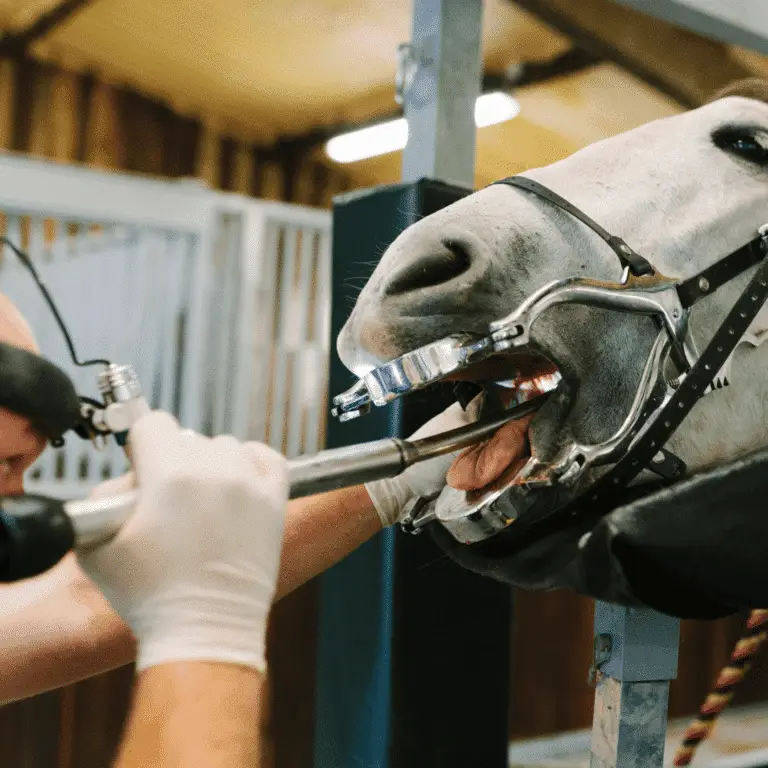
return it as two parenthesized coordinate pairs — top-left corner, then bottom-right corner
(314, 3), (490, 768)
(400, 0), (484, 186)
(590, 602), (681, 768)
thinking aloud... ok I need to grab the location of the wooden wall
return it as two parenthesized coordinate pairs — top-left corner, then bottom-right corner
(1, 51), (767, 768)
(0, 55), (351, 205)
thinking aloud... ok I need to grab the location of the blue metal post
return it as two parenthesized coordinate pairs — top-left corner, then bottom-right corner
(314, 529), (396, 767)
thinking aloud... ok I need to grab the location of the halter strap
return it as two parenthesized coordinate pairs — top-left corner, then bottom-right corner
(493, 176), (655, 277)
(678, 236), (766, 308)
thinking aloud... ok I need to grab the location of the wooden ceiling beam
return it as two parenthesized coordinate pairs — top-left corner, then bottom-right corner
(0, 0), (97, 58)
(485, 45), (600, 90)
(509, 0), (756, 108)
(264, 45), (602, 160)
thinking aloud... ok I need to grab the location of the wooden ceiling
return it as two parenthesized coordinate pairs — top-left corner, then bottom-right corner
(2, 0), (768, 190)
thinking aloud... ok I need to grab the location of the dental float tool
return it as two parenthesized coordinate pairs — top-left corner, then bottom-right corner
(0, 392), (551, 580)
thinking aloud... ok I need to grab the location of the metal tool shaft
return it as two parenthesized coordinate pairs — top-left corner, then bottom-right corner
(292, 394), (545, 498)
(64, 395), (547, 550)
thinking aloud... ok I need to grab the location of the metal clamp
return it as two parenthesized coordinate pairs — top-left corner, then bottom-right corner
(332, 271), (693, 424)
(400, 495), (438, 534)
(514, 331), (671, 490)
(76, 364), (149, 449)
(395, 42), (417, 105)
(489, 272), (687, 355)
(332, 334), (493, 421)
(588, 633), (613, 686)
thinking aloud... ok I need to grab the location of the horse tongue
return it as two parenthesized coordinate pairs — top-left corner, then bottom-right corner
(446, 414), (533, 491)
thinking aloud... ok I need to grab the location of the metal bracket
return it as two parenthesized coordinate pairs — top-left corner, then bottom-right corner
(588, 632), (613, 686)
(400, 495), (438, 534)
(395, 42), (417, 105)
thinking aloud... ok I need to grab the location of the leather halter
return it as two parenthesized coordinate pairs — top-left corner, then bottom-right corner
(493, 176), (767, 301)
(494, 176), (655, 277)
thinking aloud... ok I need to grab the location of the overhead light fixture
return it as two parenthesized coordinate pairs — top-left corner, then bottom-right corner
(326, 118), (409, 164)
(473, 90), (521, 128)
(325, 91), (520, 164)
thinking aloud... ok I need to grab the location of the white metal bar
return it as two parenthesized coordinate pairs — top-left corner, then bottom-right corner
(246, 221), (279, 444)
(113, 228), (146, 374)
(286, 228), (316, 458)
(143, 231), (175, 411)
(157, 233), (187, 414)
(218, 192), (332, 230)
(267, 224), (298, 452)
(131, 230), (163, 403)
(304, 229), (333, 454)
(179, 222), (216, 433)
(230, 208), (268, 441)
(0, 154), (212, 231)
(212, 214), (242, 435)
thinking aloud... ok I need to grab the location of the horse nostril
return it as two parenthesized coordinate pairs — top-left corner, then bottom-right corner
(383, 239), (473, 296)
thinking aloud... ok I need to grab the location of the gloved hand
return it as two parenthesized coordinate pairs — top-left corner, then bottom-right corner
(77, 411), (288, 674)
(365, 399), (478, 527)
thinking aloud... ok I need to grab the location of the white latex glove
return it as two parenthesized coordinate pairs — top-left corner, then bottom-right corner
(77, 410), (288, 674)
(365, 400), (477, 527)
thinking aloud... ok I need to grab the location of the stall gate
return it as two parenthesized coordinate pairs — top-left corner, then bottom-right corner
(0, 153), (332, 500)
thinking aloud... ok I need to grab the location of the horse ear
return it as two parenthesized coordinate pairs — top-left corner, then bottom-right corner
(706, 77), (768, 105)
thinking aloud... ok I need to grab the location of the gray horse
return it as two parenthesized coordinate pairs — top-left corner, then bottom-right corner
(337, 79), (768, 617)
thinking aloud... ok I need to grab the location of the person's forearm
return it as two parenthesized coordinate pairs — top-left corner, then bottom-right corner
(275, 484), (381, 600)
(0, 485), (378, 704)
(115, 662), (264, 768)
(0, 554), (136, 705)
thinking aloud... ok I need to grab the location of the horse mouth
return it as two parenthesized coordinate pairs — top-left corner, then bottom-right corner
(444, 350), (563, 494)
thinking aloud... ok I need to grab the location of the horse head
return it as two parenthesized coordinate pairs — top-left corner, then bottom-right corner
(337, 79), (768, 535)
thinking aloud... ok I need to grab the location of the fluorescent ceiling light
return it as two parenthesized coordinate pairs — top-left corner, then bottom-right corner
(325, 91), (520, 164)
(474, 90), (521, 128)
(326, 118), (409, 164)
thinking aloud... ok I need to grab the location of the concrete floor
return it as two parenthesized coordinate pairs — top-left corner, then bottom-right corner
(507, 702), (768, 767)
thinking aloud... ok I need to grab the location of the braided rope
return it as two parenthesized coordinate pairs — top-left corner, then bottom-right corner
(673, 609), (768, 766)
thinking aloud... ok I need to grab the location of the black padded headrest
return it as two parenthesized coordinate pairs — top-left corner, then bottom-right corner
(0, 342), (82, 442)
(430, 446), (768, 620)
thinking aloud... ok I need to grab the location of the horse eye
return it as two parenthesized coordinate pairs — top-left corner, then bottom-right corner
(716, 132), (768, 165)
(714, 128), (768, 165)
(733, 137), (763, 157)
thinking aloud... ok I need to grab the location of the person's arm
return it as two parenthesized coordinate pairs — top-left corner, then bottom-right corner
(275, 484), (380, 599)
(114, 663), (263, 768)
(276, 400), (478, 600)
(0, 400), (472, 704)
(90, 480), (379, 768)
(0, 555), (135, 705)
(77, 413), (287, 768)
(0, 483), (377, 705)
